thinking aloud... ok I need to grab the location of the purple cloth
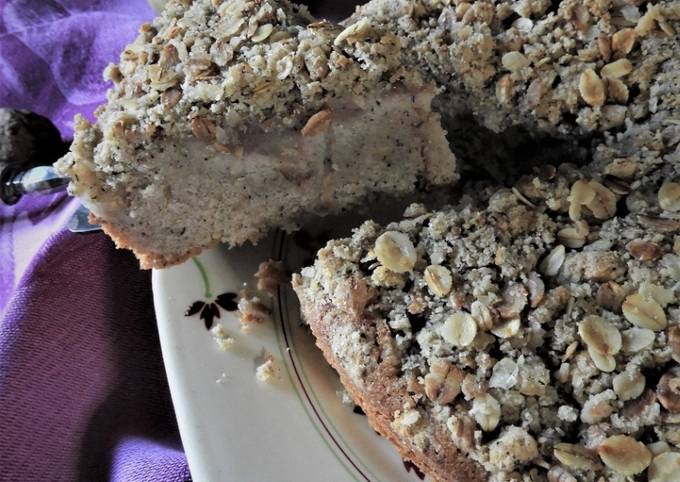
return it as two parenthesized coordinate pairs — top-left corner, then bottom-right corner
(0, 1), (190, 480)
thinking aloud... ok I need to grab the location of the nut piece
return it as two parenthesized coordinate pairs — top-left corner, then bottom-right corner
(612, 28), (636, 56)
(424, 359), (464, 404)
(585, 181), (617, 220)
(597, 281), (625, 313)
(540, 245), (566, 276)
(578, 315), (621, 372)
(613, 369), (646, 401)
(657, 367), (680, 413)
(658, 182), (680, 212)
(301, 109), (332, 137)
(441, 312), (477, 347)
(191, 117), (216, 142)
(471, 393), (501, 431)
(527, 272), (545, 307)
(607, 78), (629, 104)
(470, 300), (494, 331)
(547, 466), (576, 482)
(489, 357), (519, 389)
(446, 414), (476, 453)
(374, 231), (417, 273)
(621, 327), (656, 353)
(622, 293), (667, 331)
(648, 452), (680, 482)
(597, 435), (652, 475)
(626, 240), (662, 261)
(669, 325), (680, 363)
(490, 317), (521, 339)
(502, 51), (530, 72)
(601, 59), (633, 78)
(250, 23), (273, 43)
(554, 443), (601, 470)
(579, 69), (605, 107)
(424, 265), (453, 297)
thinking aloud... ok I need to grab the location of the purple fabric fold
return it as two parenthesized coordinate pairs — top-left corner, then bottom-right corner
(0, 1), (190, 480)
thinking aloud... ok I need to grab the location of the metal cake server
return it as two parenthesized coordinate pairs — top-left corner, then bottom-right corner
(0, 166), (101, 233)
(0, 108), (101, 233)
(1, 165), (101, 233)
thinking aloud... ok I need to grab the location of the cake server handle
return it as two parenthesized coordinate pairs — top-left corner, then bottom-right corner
(0, 108), (100, 232)
(1, 164), (101, 233)
(1, 164), (69, 203)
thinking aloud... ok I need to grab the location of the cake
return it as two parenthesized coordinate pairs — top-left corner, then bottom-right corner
(294, 3), (680, 478)
(52, 0), (680, 478)
(294, 160), (680, 481)
(54, 0), (456, 268)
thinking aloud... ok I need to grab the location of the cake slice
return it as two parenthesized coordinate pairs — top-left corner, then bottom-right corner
(55, 0), (456, 268)
(294, 150), (680, 481)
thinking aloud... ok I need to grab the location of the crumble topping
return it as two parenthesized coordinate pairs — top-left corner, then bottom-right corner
(294, 140), (680, 480)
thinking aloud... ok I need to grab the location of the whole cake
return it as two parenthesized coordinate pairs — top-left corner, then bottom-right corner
(55, 0), (680, 477)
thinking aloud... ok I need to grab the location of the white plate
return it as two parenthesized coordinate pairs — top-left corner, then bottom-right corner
(152, 208), (428, 482)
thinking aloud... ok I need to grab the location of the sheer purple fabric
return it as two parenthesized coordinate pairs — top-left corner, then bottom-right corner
(0, 1), (190, 480)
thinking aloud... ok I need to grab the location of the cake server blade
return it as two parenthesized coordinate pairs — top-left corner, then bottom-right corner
(2, 164), (101, 233)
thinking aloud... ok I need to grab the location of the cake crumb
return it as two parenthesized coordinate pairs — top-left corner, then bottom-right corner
(238, 289), (272, 326)
(256, 353), (280, 383)
(210, 324), (235, 350)
(255, 259), (288, 295)
(337, 389), (356, 407)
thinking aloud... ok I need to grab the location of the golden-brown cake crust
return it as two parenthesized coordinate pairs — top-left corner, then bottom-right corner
(304, 300), (487, 482)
